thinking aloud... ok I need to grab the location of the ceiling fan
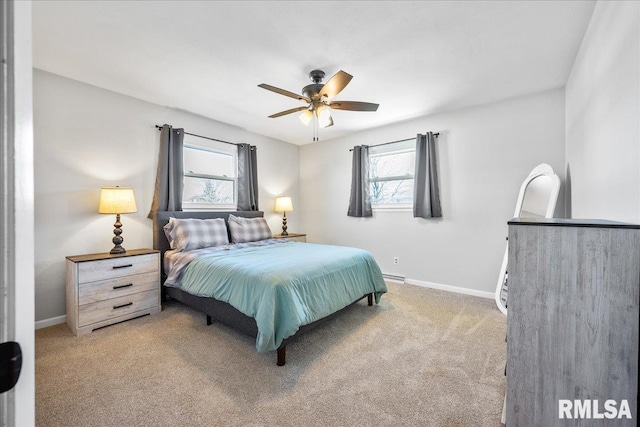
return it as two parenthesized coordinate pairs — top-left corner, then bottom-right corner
(258, 69), (379, 141)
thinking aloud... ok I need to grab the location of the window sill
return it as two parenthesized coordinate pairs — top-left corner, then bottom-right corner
(182, 206), (237, 212)
(372, 204), (412, 212)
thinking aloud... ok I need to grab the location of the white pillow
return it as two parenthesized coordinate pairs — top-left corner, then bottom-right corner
(163, 218), (229, 251)
(227, 215), (272, 243)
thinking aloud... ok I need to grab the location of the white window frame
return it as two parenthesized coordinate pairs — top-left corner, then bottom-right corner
(182, 136), (238, 211)
(369, 144), (415, 211)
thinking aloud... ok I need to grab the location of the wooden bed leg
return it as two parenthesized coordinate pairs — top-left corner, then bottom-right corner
(206, 315), (212, 326)
(277, 346), (286, 366)
(368, 293), (373, 306)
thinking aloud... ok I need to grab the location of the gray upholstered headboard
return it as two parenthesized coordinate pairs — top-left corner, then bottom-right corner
(152, 210), (264, 274)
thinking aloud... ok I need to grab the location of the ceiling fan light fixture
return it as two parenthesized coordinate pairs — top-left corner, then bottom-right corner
(259, 69), (378, 140)
(299, 109), (313, 126)
(316, 105), (332, 128)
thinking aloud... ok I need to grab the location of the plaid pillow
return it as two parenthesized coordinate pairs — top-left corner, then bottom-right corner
(164, 218), (229, 251)
(228, 215), (272, 243)
(163, 217), (178, 248)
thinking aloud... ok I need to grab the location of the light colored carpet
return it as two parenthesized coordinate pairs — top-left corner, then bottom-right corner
(36, 282), (506, 427)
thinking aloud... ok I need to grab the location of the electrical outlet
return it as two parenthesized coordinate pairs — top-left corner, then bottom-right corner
(393, 257), (399, 265)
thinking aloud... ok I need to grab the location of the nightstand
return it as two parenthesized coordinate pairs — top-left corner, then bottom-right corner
(65, 249), (161, 336)
(272, 233), (307, 243)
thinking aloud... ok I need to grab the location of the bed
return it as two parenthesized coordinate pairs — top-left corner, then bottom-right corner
(152, 210), (387, 365)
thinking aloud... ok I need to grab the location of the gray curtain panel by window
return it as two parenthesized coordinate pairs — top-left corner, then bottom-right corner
(347, 145), (372, 217)
(237, 144), (259, 211)
(148, 124), (184, 218)
(413, 132), (442, 218)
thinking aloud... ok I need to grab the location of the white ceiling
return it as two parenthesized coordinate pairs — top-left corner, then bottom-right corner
(32, 1), (595, 145)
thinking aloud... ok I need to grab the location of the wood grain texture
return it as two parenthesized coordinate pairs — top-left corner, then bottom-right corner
(77, 253), (158, 283)
(74, 306), (161, 336)
(78, 289), (158, 327)
(66, 248), (159, 263)
(506, 222), (640, 426)
(78, 271), (159, 305)
(65, 259), (78, 334)
(66, 251), (161, 335)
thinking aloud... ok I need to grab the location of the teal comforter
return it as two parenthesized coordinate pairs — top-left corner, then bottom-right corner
(179, 241), (387, 352)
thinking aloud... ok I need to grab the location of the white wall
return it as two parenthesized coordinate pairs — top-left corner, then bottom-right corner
(566, 1), (640, 222)
(300, 89), (565, 295)
(33, 70), (300, 322)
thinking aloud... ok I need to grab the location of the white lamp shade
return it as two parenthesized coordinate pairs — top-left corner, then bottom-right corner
(275, 196), (293, 213)
(99, 187), (138, 214)
(299, 109), (313, 126)
(316, 105), (332, 128)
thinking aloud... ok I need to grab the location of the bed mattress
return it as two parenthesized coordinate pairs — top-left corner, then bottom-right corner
(164, 240), (387, 352)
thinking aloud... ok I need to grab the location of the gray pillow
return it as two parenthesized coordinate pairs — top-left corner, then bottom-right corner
(164, 218), (229, 251)
(228, 214), (272, 243)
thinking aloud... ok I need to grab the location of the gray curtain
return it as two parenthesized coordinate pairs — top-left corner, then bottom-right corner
(148, 124), (184, 217)
(413, 132), (442, 218)
(347, 145), (372, 217)
(237, 143), (259, 211)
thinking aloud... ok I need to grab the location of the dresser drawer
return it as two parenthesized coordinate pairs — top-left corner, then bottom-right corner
(78, 270), (159, 305)
(78, 289), (158, 327)
(67, 249), (160, 335)
(77, 253), (158, 283)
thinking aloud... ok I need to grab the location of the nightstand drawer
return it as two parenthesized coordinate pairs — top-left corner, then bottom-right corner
(78, 253), (158, 283)
(78, 270), (159, 305)
(78, 289), (158, 327)
(67, 249), (160, 335)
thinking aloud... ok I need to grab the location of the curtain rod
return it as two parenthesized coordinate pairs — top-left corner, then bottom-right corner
(349, 133), (439, 152)
(155, 125), (242, 147)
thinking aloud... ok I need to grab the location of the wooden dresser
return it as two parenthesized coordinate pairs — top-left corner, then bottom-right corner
(506, 219), (640, 426)
(66, 249), (161, 335)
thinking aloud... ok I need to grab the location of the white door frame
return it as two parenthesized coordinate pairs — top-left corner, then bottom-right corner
(0, 1), (35, 425)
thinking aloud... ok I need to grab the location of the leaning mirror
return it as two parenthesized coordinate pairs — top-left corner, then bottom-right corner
(495, 164), (561, 314)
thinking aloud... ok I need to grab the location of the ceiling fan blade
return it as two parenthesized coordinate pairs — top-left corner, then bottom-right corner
(268, 106), (309, 118)
(330, 101), (379, 112)
(319, 70), (353, 100)
(258, 84), (310, 103)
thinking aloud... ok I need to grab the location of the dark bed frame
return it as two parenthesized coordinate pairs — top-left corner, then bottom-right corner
(151, 210), (373, 366)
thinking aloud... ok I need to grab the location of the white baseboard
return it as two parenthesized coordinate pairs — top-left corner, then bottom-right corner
(403, 278), (494, 299)
(35, 315), (66, 330)
(382, 273), (405, 284)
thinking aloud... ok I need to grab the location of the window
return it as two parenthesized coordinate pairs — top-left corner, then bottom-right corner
(182, 136), (237, 210)
(369, 139), (415, 208)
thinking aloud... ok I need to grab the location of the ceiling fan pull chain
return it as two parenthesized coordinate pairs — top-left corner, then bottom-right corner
(314, 116), (318, 142)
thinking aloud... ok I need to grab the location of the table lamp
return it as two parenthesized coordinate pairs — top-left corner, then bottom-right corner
(275, 196), (293, 236)
(99, 186), (138, 254)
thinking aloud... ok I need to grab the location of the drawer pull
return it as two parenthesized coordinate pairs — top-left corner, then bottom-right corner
(113, 283), (133, 290)
(113, 302), (133, 310)
(112, 264), (133, 270)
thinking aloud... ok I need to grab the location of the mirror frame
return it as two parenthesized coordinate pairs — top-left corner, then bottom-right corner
(495, 163), (561, 315)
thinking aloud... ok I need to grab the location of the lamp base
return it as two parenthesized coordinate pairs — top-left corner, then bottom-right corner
(110, 245), (126, 255)
(281, 211), (288, 236)
(110, 214), (127, 254)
